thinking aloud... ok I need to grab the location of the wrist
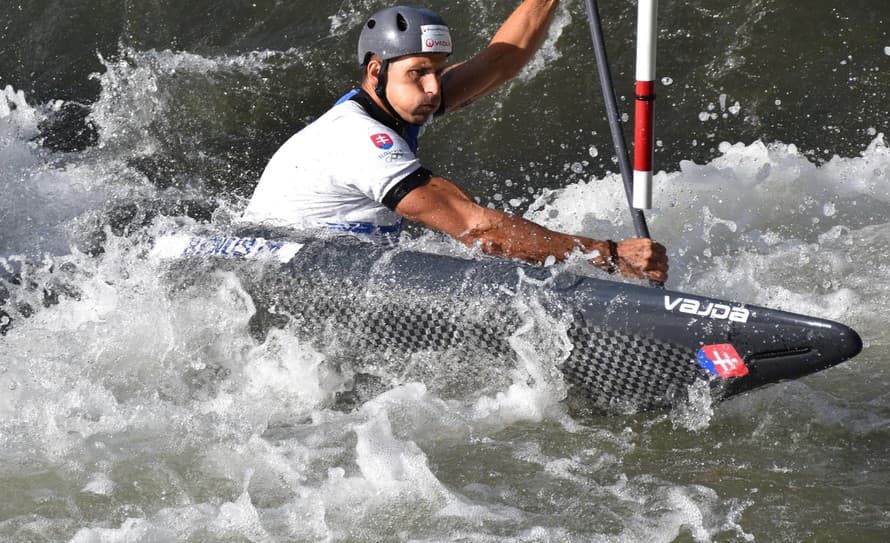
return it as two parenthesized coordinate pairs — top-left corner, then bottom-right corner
(586, 239), (618, 274)
(604, 239), (619, 274)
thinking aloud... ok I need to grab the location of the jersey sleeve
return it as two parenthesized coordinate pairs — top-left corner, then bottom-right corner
(337, 121), (425, 205)
(382, 167), (433, 210)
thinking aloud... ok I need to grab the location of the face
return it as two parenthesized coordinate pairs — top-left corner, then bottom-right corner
(368, 53), (448, 124)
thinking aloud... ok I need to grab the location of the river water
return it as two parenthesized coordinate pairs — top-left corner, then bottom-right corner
(1, 1), (889, 541)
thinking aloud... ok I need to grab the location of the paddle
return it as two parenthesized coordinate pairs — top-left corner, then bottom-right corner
(582, 0), (663, 287)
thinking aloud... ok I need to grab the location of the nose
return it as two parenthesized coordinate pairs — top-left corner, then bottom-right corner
(423, 73), (440, 96)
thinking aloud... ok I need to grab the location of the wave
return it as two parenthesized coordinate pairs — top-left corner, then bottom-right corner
(1, 62), (887, 540)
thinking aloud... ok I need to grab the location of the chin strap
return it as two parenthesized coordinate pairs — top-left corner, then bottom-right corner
(373, 59), (411, 126)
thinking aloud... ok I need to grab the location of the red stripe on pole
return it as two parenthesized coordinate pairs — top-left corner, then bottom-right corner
(633, 80), (655, 173)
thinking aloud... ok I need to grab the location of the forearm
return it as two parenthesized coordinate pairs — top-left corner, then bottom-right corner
(457, 206), (614, 269)
(490, 0), (560, 63)
(395, 176), (617, 271)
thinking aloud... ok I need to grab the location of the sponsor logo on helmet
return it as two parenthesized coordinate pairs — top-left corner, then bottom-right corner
(370, 133), (394, 149)
(420, 24), (452, 54)
(425, 38), (451, 49)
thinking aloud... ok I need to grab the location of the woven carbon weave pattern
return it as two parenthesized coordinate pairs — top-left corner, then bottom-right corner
(564, 319), (706, 410)
(162, 235), (862, 412)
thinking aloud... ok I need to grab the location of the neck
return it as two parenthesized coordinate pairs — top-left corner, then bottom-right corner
(352, 88), (409, 135)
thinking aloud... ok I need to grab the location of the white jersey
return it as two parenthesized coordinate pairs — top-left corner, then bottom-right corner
(242, 96), (426, 233)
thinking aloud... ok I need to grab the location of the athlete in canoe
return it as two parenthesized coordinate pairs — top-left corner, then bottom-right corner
(243, 2), (668, 282)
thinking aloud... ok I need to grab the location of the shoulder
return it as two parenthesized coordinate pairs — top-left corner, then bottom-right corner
(320, 102), (389, 141)
(282, 100), (419, 175)
(334, 104), (413, 159)
(274, 102), (387, 156)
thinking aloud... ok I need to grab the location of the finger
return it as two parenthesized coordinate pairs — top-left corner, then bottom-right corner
(642, 255), (667, 270)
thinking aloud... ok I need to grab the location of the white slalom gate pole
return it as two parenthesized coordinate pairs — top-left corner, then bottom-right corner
(633, 0), (657, 210)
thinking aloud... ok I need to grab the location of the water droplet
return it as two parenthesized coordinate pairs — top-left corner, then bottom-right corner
(588, 145), (599, 158)
(661, 76), (673, 86)
(571, 162), (584, 174)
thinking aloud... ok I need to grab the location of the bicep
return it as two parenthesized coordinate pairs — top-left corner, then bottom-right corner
(394, 176), (484, 238)
(440, 43), (522, 113)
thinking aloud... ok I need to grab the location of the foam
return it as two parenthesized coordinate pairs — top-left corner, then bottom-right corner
(527, 136), (890, 323)
(1, 68), (888, 539)
(518, 2), (572, 82)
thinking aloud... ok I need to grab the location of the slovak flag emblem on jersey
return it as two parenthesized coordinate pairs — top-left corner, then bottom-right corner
(370, 133), (394, 150)
(696, 344), (749, 379)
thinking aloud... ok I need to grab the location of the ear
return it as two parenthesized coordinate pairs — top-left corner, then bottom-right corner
(365, 58), (383, 87)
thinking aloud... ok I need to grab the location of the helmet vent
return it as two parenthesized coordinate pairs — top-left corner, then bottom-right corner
(396, 13), (408, 31)
(367, 20), (376, 29)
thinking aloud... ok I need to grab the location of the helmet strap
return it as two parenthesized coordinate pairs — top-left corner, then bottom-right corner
(373, 58), (412, 126)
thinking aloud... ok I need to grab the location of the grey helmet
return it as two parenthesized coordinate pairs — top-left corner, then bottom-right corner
(357, 6), (453, 65)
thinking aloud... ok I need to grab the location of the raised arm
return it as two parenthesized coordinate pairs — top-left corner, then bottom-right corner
(440, 0), (560, 112)
(395, 176), (668, 281)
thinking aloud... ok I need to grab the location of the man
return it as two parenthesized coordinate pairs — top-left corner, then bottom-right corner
(243, 2), (668, 282)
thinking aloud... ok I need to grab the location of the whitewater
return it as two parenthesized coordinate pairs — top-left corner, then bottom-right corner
(2, 71), (888, 539)
(2, 1), (890, 539)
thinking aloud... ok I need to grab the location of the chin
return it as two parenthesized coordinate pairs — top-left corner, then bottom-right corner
(409, 113), (433, 125)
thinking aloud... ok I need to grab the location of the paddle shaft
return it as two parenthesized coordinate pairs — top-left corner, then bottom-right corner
(582, 0), (651, 239)
(583, 0), (664, 288)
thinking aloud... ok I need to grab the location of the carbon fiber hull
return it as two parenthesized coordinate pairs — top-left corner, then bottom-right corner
(160, 235), (862, 412)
